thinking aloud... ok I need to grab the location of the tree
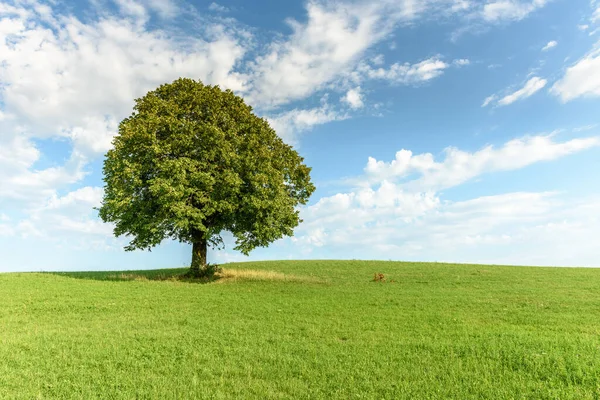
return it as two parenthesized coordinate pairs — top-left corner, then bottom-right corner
(99, 78), (315, 277)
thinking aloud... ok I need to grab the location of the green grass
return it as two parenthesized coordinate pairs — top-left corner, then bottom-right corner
(1, 260), (600, 399)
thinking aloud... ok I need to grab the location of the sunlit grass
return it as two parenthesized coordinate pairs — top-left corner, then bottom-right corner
(1, 260), (600, 399)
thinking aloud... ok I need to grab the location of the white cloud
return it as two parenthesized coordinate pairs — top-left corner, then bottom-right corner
(497, 76), (547, 106)
(451, 0), (551, 40)
(60, 117), (120, 158)
(288, 189), (600, 266)
(266, 102), (348, 144)
(0, 133), (87, 203)
(247, 1), (477, 107)
(0, 4), (249, 157)
(542, 40), (557, 51)
(551, 45), (600, 101)
(294, 191), (554, 253)
(112, 0), (151, 20)
(41, 186), (104, 212)
(341, 87), (364, 109)
(481, 77), (547, 107)
(451, 0), (472, 12)
(112, 0), (179, 20)
(356, 57), (450, 85)
(453, 58), (471, 66)
(481, 94), (497, 107)
(286, 134), (600, 266)
(579, 24), (590, 31)
(247, 2), (397, 107)
(573, 124), (598, 132)
(15, 186), (111, 240)
(208, 2), (229, 12)
(295, 184), (440, 246)
(482, 0), (549, 22)
(362, 134), (600, 190)
(0, 132), (39, 172)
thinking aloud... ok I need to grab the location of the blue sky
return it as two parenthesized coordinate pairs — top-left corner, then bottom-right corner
(1, 0), (600, 271)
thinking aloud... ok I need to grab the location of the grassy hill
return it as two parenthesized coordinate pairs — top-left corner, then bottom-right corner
(1, 260), (599, 399)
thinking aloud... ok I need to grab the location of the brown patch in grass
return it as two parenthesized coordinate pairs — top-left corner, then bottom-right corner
(214, 269), (322, 283)
(106, 273), (150, 281)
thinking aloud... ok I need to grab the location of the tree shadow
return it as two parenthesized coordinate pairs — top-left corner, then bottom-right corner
(48, 267), (220, 284)
(48, 267), (327, 285)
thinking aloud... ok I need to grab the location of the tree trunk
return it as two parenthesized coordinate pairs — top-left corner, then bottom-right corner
(190, 236), (208, 277)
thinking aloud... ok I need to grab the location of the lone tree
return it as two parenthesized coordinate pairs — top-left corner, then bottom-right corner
(99, 78), (315, 277)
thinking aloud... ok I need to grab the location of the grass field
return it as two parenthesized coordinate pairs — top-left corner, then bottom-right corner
(1, 260), (600, 399)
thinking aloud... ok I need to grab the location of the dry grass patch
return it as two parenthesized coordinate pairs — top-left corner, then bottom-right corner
(105, 273), (150, 281)
(215, 268), (322, 283)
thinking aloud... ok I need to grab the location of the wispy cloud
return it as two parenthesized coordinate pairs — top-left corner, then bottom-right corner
(208, 2), (229, 12)
(354, 57), (450, 85)
(542, 40), (558, 51)
(482, 77), (547, 107)
(266, 102), (348, 144)
(481, 0), (550, 22)
(481, 76), (548, 108)
(497, 76), (547, 106)
(453, 58), (471, 66)
(552, 45), (600, 101)
(112, 0), (180, 20)
(481, 94), (498, 107)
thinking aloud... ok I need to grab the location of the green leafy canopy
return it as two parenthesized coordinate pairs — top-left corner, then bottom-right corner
(99, 78), (315, 256)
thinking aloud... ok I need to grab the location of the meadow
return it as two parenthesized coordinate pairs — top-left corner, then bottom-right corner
(1, 260), (599, 399)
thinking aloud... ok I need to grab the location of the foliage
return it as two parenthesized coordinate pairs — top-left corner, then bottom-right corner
(2, 260), (600, 398)
(98, 78), (315, 274)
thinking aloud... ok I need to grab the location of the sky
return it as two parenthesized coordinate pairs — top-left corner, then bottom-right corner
(1, 0), (600, 271)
